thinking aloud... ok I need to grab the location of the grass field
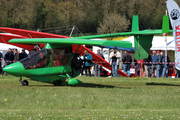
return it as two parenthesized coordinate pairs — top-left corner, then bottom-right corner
(1, 76), (180, 120)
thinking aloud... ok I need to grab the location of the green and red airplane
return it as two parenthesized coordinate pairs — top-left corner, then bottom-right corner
(1, 15), (172, 86)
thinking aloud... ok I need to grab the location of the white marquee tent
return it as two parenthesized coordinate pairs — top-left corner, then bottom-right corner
(121, 36), (175, 51)
(0, 43), (22, 51)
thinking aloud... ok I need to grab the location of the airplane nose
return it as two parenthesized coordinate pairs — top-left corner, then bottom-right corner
(3, 62), (25, 76)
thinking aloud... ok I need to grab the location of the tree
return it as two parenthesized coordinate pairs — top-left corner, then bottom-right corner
(34, 2), (49, 29)
(97, 13), (130, 34)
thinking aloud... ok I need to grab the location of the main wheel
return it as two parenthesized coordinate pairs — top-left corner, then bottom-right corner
(22, 80), (29, 86)
(54, 81), (62, 86)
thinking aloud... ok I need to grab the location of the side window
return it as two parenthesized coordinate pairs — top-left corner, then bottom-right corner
(53, 48), (65, 67)
(52, 48), (72, 67)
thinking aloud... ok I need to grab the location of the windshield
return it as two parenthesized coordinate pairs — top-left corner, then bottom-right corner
(20, 49), (51, 69)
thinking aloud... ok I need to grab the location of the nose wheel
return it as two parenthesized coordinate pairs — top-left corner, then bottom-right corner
(22, 80), (29, 86)
(19, 77), (29, 86)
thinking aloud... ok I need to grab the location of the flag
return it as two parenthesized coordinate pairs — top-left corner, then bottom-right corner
(166, 0), (180, 70)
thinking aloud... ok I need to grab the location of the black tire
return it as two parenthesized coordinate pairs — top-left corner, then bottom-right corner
(22, 80), (29, 86)
(54, 82), (62, 86)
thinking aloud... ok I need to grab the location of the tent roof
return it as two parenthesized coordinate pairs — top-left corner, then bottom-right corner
(0, 43), (23, 50)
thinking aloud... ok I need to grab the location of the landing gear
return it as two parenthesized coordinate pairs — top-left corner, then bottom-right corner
(19, 77), (29, 86)
(22, 80), (29, 86)
(54, 80), (62, 86)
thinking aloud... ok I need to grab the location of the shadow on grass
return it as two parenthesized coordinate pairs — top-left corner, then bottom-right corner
(65, 82), (131, 89)
(146, 82), (180, 86)
(28, 82), (131, 89)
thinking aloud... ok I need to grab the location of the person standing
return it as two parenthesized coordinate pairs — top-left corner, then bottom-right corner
(162, 55), (170, 78)
(4, 48), (14, 65)
(122, 51), (132, 77)
(0, 51), (3, 75)
(143, 54), (152, 78)
(83, 50), (92, 77)
(19, 49), (28, 61)
(109, 47), (121, 77)
(13, 49), (19, 62)
(151, 51), (158, 78)
(94, 49), (105, 77)
(156, 51), (163, 78)
(159, 52), (164, 77)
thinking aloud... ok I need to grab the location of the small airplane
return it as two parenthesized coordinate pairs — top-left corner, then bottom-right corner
(2, 15), (173, 86)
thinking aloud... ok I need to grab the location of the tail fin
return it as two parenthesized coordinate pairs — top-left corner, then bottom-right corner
(133, 15), (170, 60)
(133, 15), (152, 60)
(162, 15), (170, 33)
(131, 15), (139, 32)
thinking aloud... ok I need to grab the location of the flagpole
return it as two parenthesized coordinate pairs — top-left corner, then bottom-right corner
(165, 10), (168, 74)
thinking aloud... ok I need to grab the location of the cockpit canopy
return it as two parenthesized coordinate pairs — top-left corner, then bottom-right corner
(20, 48), (72, 69)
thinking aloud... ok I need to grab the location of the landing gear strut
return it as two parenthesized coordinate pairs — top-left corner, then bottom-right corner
(19, 77), (29, 86)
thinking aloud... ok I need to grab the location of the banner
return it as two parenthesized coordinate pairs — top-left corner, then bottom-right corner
(166, 0), (180, 70)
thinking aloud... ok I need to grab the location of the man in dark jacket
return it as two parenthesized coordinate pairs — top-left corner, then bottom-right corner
(4, 48), (14, 65)
(19, 49), (28, 61)
(143, 54), (152, 78)
(122, 51), (132, 76)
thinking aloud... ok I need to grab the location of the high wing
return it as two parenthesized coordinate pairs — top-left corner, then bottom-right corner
(0, 27), (69, 38)
(8, 38), (132, 48)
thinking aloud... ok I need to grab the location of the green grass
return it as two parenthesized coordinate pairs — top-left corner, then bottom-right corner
(0, 76), (180, 120)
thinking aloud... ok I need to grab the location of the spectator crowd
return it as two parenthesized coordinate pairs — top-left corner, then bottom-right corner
(0, 47), (37, 75)
(134, 50), (173, 78)
(92, 48), (178, 78)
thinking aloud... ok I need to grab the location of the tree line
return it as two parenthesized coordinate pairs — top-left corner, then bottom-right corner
(0, 0), (179, 35)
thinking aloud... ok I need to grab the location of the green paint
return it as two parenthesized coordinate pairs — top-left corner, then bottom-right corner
(162, 15), (169, 33)
(132, 15), (139, 32)
(134, 35), (153, 60)
(45, 43), (52, 49)
(3, 63), (72, 77)
(9, 38), (132, 48)
(45, 43), (71, 49)
(3, 62), (25, 76)
(68, 79), (82, 85)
